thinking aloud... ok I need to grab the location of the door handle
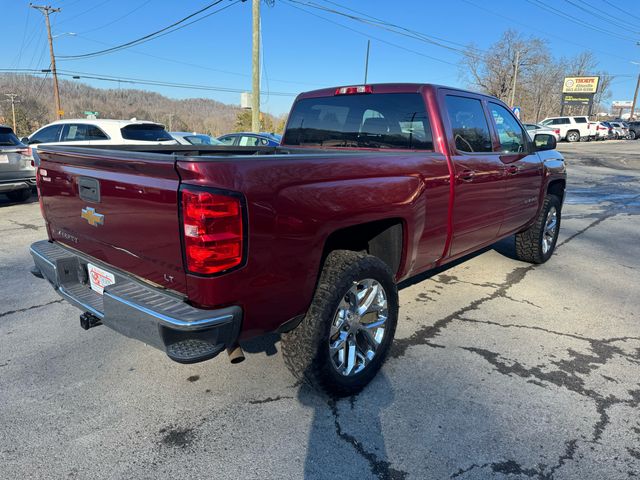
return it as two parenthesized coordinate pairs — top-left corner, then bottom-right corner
(456, 169), (476, 182)
(504, 165), (520, 175)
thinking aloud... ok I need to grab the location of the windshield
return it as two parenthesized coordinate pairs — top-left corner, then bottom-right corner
(283, 93), (433, 150)
(120, 124), (174, 141)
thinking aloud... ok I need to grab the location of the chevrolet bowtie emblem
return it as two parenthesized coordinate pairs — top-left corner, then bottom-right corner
(81, 207), (104, 226)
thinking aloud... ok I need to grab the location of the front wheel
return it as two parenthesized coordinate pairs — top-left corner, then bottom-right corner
(281, 250), (398, 397)
(515, 195), (561, 264)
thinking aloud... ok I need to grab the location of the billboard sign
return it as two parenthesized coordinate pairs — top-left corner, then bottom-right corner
(611, 101), (633, 108)
(562, 76), (600, 94)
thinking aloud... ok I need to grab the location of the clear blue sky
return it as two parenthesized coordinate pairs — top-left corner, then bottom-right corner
(4, 0), (640, 116)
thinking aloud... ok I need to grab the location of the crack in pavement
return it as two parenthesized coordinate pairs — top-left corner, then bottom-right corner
(0, 299), (64, 319)
(328, 399), (408, 480)
(386, 212), (637, 478)
(7, 219), (42, 231)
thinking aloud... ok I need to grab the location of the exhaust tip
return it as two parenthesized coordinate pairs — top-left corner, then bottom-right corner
(227, 344), (245, 364)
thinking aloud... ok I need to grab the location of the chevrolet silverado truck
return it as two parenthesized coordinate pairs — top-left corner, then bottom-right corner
(30, 84), (566, 396)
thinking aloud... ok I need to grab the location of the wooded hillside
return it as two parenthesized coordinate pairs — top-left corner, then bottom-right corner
(0, 73), (285, 137)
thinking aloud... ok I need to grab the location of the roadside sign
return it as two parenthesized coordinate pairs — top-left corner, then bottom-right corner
(562, 94), (592, 106)
(612, 101), (633, 108)
(562, 76), (600, 94)
(512, 106), (521, 119)
(57, 110), (64, 116)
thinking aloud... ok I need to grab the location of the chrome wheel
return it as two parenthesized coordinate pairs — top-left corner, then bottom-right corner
(542, 206), (558, 254)
(328, 279), (388, 377)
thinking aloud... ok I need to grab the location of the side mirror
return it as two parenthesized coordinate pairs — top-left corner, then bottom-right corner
(21, 137), (30, 144)
(534, 133), (556, 151)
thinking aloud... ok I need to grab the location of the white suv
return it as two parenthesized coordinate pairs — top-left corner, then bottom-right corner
(24, 119), (178, 148)
(540, 116), (592, 142)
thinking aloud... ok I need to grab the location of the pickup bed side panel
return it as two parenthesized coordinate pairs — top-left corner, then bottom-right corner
(177, 152), (450, 338)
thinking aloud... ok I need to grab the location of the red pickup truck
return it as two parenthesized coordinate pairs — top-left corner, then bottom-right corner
(30, 83), (566, 396)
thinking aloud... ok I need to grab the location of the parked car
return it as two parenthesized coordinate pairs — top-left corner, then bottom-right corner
(170, 132), (223, 145)
(30, 83), (565, 396)
(217, 132), (281, 146)
(609, 121), (629, 139)
(540, 116), (592, 142)
(24, 119), (178, 149)
(523, 123), (561, 141)
(592, 121), (611, 141)
(0, 125), (34, 202)
(627, 121), (639, 140)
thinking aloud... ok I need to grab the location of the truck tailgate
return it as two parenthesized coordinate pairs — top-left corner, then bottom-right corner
(36, 146), (187, 294)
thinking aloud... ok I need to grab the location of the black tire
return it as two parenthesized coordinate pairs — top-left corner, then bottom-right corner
(515, 194), (561, 264)
(566, 130), (580, 142)
(6, 188), (31, 202)
(628, 130), (636, 140)
(281, 250), (398, 397)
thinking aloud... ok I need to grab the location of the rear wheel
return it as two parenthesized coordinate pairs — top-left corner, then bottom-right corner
(515, 195), (561, 264)
(566, 130), (580, 142)
(630, 130), (637, 140)
(281, 250), (398, 397)
(6, 188), (31, 202)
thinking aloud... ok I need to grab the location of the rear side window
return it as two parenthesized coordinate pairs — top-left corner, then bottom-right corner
(283, 93), (433, 150)
(489, 103), (527, 154)
(30, 124), (62, 144)
(574, 117), (587, 124)
(445, 95), (492, 153)
(120, 124), (173, 141)
(0, 127), (21, 146)
(61, 124), (109, 142)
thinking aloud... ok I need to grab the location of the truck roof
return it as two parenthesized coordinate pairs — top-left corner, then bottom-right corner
(295, 83), (489, 101)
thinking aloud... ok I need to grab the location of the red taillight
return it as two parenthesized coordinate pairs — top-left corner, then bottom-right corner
(554, 129), (560, 135)
(181, 188), (244, 275)
(335, 85), (373, 95)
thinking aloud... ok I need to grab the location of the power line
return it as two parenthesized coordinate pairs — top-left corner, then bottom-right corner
(566, 0), (640, 33)
(76, 0), (153, 35)
(0, 68), (298, 97)
(281, 0), (459, 67)
(601, 0), (640, 22)
(58, 0), (235, 60)
(68, 33), (321, 87)
(288, 0), (486, 59)
(525, 0), (638, 42)
(461, 0), (632, 63)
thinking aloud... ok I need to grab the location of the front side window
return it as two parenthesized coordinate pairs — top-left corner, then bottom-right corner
(489, 103), (527, 154)
(445, 95), (492, 153)
(283, 92), (433, 150)
(218, 136), (236, 145)
(184, 135), (220, 145)
(30, 124), (62, 144)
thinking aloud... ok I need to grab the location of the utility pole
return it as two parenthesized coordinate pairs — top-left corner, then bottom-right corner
(364, 40), (370, 84)
(4, 94), (19, 133)
(631, 73), (640, 121)
(31, 4), (62, 120)
(509, 50), (520, 108)
(251, 0), (260, 133)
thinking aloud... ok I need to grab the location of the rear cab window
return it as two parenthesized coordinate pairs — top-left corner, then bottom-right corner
(120, 124), (174, 141)
(283, 92), (434, 150)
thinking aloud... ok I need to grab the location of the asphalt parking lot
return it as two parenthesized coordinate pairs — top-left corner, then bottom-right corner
(1, 140), (639, 479)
